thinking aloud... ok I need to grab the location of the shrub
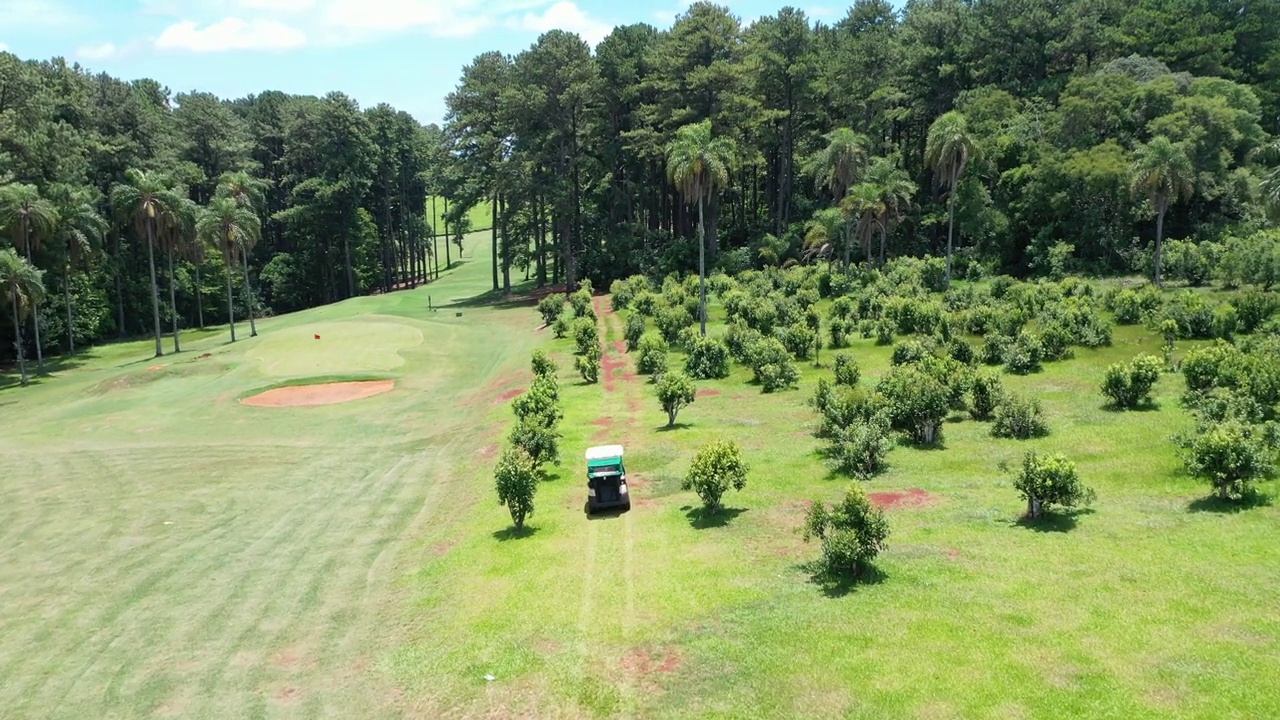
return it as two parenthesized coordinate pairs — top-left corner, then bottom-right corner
(876, 365), (949, 444)
(1003, 331), (1043, 375)
(891, 339), (929, 366)
(828, 415), (893, 479)
(758, 361), (801, 393)
(1179, 420), (1278, 500)
(801, 484), (890, 579)
(947, 337), (975, 365)
(1011, 451), (1094, 519)
(531, 349), (557, 379)
(833, 353), (860, 387)
(635, 332), (669, 376)
(494, 447), (539, 530)
(1182, 341), (1238, 394)
(655, 304), (694, 344)
(980, 334), (1009, 365)
(552, 313), (571, 339)
(747, 337), (800, 392)
(682, 440), (749, 513)
(726, 323), (764, 364)
(1235, 290), (1278, 334)
(1159, 291), (1217, 339)
(1038, 322), (1074, 362)
(829, 296), (855, 321)
(632, 291), (658, 317)
(776, 322), (817, 361)
(513, 376), (562, 428)
(610, 275), (650, 310)
(570, 288), (594, 320)
(656, 370), (697, 427)
(676, 325), (701, 352)
(537, 294), (566, 327)
(969, 371), (1004, 420)
(572, 316), (599, 355)
(686, 336), (731, 380)
(1214, 303), (1239, 339)
(828, 318), (852, 349)
(508, 418), (560, 469)
(1102, 354), (1163, 408)
(875, 319), (895, 346)
(992, 394), (1049, 439)
(624, 313), (646, 351)
(818, 384), (882, 437)
(575, 343), (601, 384)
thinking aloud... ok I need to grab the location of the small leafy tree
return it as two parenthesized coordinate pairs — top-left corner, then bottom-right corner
(1010, 451), (1095, 519)
(570, 287), (594, 319)
(552, 313), (571, 339)
(495, 447), (538, 531)
(655, 303), (694, 343)
(1179, 420), (1278, 500)
(656, 370), (697, 427)
(686, 335), (730, 379)
(833, 353), (860, 386)
(829, 415), (893, 479)
(531, 349), (557, 379)
(969, 371), (1004, 420)
(572, 316), (599, 355)
(1102, 354), (1163, 408)
(509, 418), (560, 468)
(991, 394), (1048, 439)
(636, 332), (669, 376)
(624, 313), (646, 351)
(513, 376), (562, 428)
(537, 293), (566, 327)
(1003, 330), (1043, 375)
(575, 343), (601, 384)
(682, 440), (749, 513)
(748, 337), (800, 392)
(876, 366), (950, 444)
(801, 484), (890, 579)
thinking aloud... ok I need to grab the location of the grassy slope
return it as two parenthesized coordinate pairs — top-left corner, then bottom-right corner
(3, 236), (1279, 719)
(425, 197), (493, 233)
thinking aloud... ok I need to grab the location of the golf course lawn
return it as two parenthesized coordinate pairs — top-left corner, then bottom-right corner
(2, 235), (1279, 719)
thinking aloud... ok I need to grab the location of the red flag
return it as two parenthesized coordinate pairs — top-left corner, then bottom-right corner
(314, 334), (321, 340)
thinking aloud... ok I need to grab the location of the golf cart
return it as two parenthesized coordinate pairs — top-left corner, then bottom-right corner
(585, 445), (630, 513)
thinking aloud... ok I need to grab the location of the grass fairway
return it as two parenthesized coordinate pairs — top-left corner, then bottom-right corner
(3, 239), (1280, 719)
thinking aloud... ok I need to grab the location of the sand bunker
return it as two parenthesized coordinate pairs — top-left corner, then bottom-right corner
(241, 380), (395, 407)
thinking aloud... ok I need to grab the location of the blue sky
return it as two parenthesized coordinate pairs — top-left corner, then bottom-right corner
(0, 0), (847, 126)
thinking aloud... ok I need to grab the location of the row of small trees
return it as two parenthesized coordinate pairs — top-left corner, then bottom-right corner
(494, 351), (563, 531)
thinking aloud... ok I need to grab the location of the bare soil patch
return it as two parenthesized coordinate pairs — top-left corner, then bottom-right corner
(478, 443), (499, 460)
(241, 380), (395, 408)
(696, 389), (721, 398)
(147, 364), (165, 371)
(272, 686), (302, 704)
(868, 488), (937, 510)
(621, 647), (681, 675)
(496, 387), (524, 403)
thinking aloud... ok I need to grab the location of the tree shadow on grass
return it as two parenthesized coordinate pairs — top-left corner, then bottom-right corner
(1101, 401), (1161, 413)
(492, 525), (541, 541)
(0, 354), (92, 389)
(656, 422), (692, 432)
(798, 560), (888, 599)
(682, 505), (747, 529)
(1013, 508), (1095, 533)
(1188, 492), (1272, 514)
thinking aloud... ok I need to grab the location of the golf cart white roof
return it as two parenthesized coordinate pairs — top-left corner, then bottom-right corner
(585, 445), (624, 460)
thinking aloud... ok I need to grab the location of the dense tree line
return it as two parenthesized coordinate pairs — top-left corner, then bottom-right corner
(0, 53), (457, 365)
(445, 0), (1280, 293)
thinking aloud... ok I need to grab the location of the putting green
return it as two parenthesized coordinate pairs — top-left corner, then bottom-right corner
(245, 318), (424, 377)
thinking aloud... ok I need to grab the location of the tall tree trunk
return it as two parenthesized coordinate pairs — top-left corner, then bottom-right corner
(343, 231), (355, 299)
(843, 216), (853, 273)
(491, 194), (500, 291)
(167, 244), (181, 353)
(500, 194), (511, 294)
(1154, 202), (1166, 287)
(443, 198), (452, 270)
(21, 225), (45, 373)
(242, 253), (258, 337)
(706, 192), (720, 265)
(195, 264), (205, 329)
(879, 223), (887, 267)
(224, 252), (237, 342)
(431, 198), (440, 279)
(64, 265), (75, 355)
(11, 298), (27, 386)
(945, 171), (957, 287)
(698, 195), (707, 337)
(145, 219), (164, 357)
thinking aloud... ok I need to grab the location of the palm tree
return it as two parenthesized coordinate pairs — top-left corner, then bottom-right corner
(842, 183), (884, 264)
(157, 196), (198, 353)
(1131, 136), (1195, 287)
(1259, 141), (1280, 220)
(0, 248), (45, 386)
(47, 185), (106, 354)
(925, 111), (978, 287)
(0, 183), (58, 374)
(196, 197), (259, 343)
(217, 173), (267, 337)
(112, 169), (181, 358)
(864, 157), (917, 267)
(807, 128), (869, 270)
(666, 120), (733, 337)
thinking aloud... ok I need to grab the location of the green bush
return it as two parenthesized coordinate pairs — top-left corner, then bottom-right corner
(635, 332), (669, 376)
(1011, 451), (1094, 519)
(891, 339), (929, 366)
(512, 375), (562, 428)
(656, 370), (697, 427)
(572, 316), (599, 355)
(676, 325), (701, 352)
(829, 296), (855, 321)
(801, 484), (890, 579)
(537, 293), (566, 327)
(508, 418), (561, 469)
(655, 303), (694, 344)
(682, 440), (749, 513)
(833, 353), (860, 387)
(876, 365), (949, 444)
(828, 415), (893, 479)
(817, 384), (882, 437)
(531, 349), (557, 379)
(992, 394), (1048, 439)
(726, 323), (764, 365)
(575, 343), (601, 384)
(494, 447), (539, 530)
(1182, 341), (1238, 394)
(1235, 290), (1279, 333)
(632, 291), (658, 317)
(741, 296), (781, 334)
(609, 275), (650, 311)
(570, 287), (594, 320)
(875, 319), (895, 346)
(776, 322), (816, 361)
(969, 371), (1004, 420)
(828, 318), (852, 349)
(980, 334), (1009, 365)
(747, 337), (799, 392)
(1179, 420), (1277, 500)
(685, 336), (731, 380)
(947, 337), (975, 365)
(552, 312), (571, 339)
(1003, 331), (1043, 375)
(1159, 291), (1217, 339)
(1038, 322), (1074, 362)
(624, 313), (646, 351)
(1102, 354), (1163, 408)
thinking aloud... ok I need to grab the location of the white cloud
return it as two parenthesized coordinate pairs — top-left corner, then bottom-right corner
(807, 6), (839, 20)
(76, 42), (121, 59)
(155, 17), (307, 52)
(235, 0), (316, 12)
(3, 0), (82, 28)
(320, 0), (486, 35)
(513, 1), (610, 46)
(0, 43), (8, 53)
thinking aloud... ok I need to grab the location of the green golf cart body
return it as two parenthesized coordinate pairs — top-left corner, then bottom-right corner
(585, 444), (630, 513)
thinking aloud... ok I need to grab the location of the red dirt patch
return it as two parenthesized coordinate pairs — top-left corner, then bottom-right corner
(868, 488), (937, 510)
(591, 416), (617, 442)
(272, 650), (302, 671)
(496, 387), (524, 403)
(147, 364), (165, 371)
(696, 389), (721, 398)
(430, 541), (456, 557)
(944, 547), (961, 559)
(621, 647), (681, 675)
(241, 380), (395, 408)
(272, 686), (302, 704)
(601, 351), (626, 393)
(478, 443), (499, 460)
(613, 340), (626, 353)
